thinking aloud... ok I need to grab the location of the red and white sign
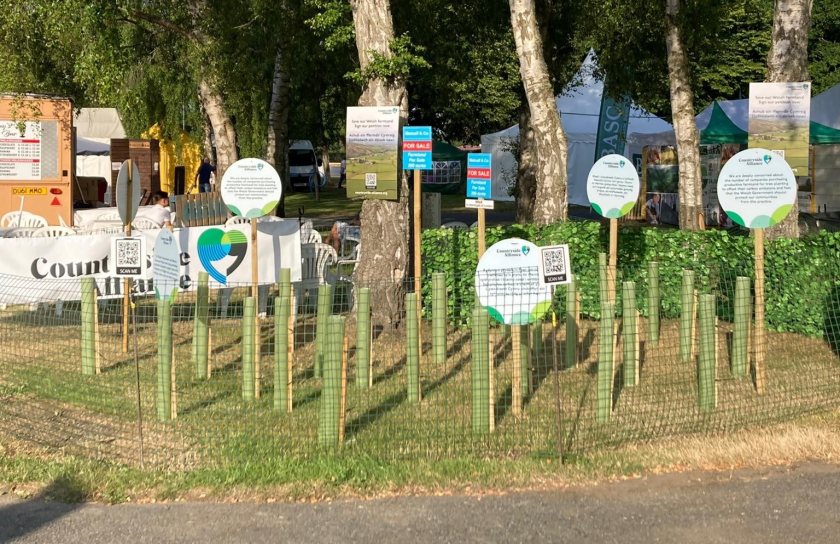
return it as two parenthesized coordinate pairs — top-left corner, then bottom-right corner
(402, 141), (432, 152)
(467, 168), (491, 179)
(0, 121), (41, 181)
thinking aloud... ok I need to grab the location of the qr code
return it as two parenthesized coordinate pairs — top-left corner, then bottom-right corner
(541, 246), (569, 283)
(365, 173), (377, 188)
(117, 239), (141, 267)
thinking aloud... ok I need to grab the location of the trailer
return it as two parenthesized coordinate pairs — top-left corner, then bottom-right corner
(0, 95), (74, 226)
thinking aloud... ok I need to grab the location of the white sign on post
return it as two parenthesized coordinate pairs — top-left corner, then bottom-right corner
(152, 229), (181, 301)
(537, 244), (572, 286)
(221, 158), (283, 218)
(116, 161), (142, 225)
(111, 236), (147, 278)
(716, 148), (797, 229)
(586, 153), (640, 218)
(475, 238), (552, 325)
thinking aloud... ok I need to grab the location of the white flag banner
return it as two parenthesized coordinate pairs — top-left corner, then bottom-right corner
(0, 221), (302, 304)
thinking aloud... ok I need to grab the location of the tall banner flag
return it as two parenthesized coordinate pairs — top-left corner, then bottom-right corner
(594, 88), (632, 161)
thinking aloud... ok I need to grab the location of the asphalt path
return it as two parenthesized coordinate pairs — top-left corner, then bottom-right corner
(1, 462), (838, 543)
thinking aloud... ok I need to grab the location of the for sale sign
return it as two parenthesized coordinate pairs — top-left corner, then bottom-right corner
(467, 153), (492, 200)
(402, 126), (432, 170)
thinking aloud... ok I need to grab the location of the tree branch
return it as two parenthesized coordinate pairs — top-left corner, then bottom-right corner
(125, 8), (203, 43)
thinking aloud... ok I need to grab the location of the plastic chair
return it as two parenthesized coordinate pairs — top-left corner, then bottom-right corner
(441, 221), (469, 229)
(304, 230), (322, 244)
(33, 226), (77, 237)
(225, 215), (251, 226)
(1, 211), (48, 228)
(131, 217), (161, 230)
(4, 228), (38, 238)
(297, 242), (338, 312)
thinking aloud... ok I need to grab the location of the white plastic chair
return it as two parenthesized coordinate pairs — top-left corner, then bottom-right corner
(441, 221), (469, 229)
(132, 217), (161, 230)
(33, 226), (77, 238)
(225, 215), (251, 226)
(304, 230), (322, 244)
(297, 242), (338, 312)
(1, 211), (48, 228)
(4, 228), (38, 238)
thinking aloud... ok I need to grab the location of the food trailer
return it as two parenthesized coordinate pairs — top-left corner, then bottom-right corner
(0, 95), (74, 226)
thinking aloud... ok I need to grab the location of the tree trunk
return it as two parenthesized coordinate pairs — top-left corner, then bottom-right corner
(509, 0), (567, 225)
(198, 79), (238, 183)
(665, 0), (703, 231)
(765, 0), (812, 240)
(266, 45), (292, 216)
(350, 0), (410, 329)
(515, 109), (537, 222)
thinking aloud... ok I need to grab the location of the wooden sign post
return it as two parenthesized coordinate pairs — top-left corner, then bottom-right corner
(403, 126), (432, 358)
(220, 158), (284, 399)
(116, 159), (142, 353)
(586, 155), (640, 305)
(717, 148), (797, 395)
(466, 153), (493, 259)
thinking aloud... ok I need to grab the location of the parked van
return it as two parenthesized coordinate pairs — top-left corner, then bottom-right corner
(288, 140), (325, 192)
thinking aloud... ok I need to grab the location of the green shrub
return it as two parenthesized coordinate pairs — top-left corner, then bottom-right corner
(421, 222), (840, 340)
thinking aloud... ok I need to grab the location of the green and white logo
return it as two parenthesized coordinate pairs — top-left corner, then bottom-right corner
(475, 238), (552, 325)
(221, 158), (283, 218)
(717, 148), (797, 229)
(586, 153), (640, 219)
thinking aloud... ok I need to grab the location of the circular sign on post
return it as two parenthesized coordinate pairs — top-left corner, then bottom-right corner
(586, 154), (640, 219)
(116, 160), (142, 225)
(221, 158), (283, 218)
(152, 229), (181, 301)
(475, 238), (552, 325)
(716, 148), (797, 229)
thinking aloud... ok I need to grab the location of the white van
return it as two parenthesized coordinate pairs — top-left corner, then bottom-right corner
(288, 140), (325, 192)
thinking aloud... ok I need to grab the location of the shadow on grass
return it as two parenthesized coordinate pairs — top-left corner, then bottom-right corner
(292, 388), (322, 409)
(494, 384), (513, 422)
(344, 389), (408, 440)
(180, 389), (236, 416)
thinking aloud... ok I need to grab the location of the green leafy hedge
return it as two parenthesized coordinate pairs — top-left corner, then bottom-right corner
(421, 223), (840, 342)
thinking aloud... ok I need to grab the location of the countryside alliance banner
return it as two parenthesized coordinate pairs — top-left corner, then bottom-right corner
(748, 82), (811, 177)
(0, 221), (302, 304)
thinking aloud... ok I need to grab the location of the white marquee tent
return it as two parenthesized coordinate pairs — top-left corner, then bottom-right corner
(74, 108), (126, 204)
(480, 51), (674, 204)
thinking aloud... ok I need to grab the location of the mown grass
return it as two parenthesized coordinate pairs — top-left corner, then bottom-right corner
(1, 291), (839, 503)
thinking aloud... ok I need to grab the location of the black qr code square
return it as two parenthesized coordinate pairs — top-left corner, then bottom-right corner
(118, 239), (141, 266)
(541, 248), (568, 282)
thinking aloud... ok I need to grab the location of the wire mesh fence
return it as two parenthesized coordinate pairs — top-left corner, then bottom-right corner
(0, 257), (838, 471)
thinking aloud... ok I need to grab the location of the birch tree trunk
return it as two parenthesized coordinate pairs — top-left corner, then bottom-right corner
(509, 0), (567, 225)
(350, 0), (410, 328)
(765, 0), (812, 239)
(665, 0), (703, 231)
(515, 109), (537, 222)
(266, 45), (292, 216)
(198, 79), (238, 183)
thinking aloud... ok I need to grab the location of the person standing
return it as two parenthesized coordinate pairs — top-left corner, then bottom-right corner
(195, 158), (216, 193)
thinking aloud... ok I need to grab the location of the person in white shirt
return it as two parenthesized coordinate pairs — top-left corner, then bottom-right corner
(144, 191), (173, 229)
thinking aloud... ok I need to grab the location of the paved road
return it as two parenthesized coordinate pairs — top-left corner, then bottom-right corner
(2, 462), (838, 543)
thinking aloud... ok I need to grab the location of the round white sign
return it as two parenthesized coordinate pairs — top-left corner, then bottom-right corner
(716, 148), (797, 229)
(586, 154), (640, 219)
(475, 238), (552, 325)
(152, 229), (181, 301)
(221, 158), (283, 218)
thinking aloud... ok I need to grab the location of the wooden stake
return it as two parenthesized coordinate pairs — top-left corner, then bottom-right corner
(122, 159), (134, 354)
(413, 169), (423, 353)
(608, 218), (618, 305)
(477, 208), (486, 258)
(339, 334), (348, 443)
(511, 324), (522, 418)
(754, 229), (766, 394)
(251, 218), (260, 398)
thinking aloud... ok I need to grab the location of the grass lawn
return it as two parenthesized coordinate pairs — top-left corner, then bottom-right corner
(1, 292), (839, 503)
(284, 186), (515, 222)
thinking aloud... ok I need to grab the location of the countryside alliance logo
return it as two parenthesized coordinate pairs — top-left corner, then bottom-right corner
(763, 154), (772, 164)
(521, 245), (530, 255)
(197, 228), (248, 284)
